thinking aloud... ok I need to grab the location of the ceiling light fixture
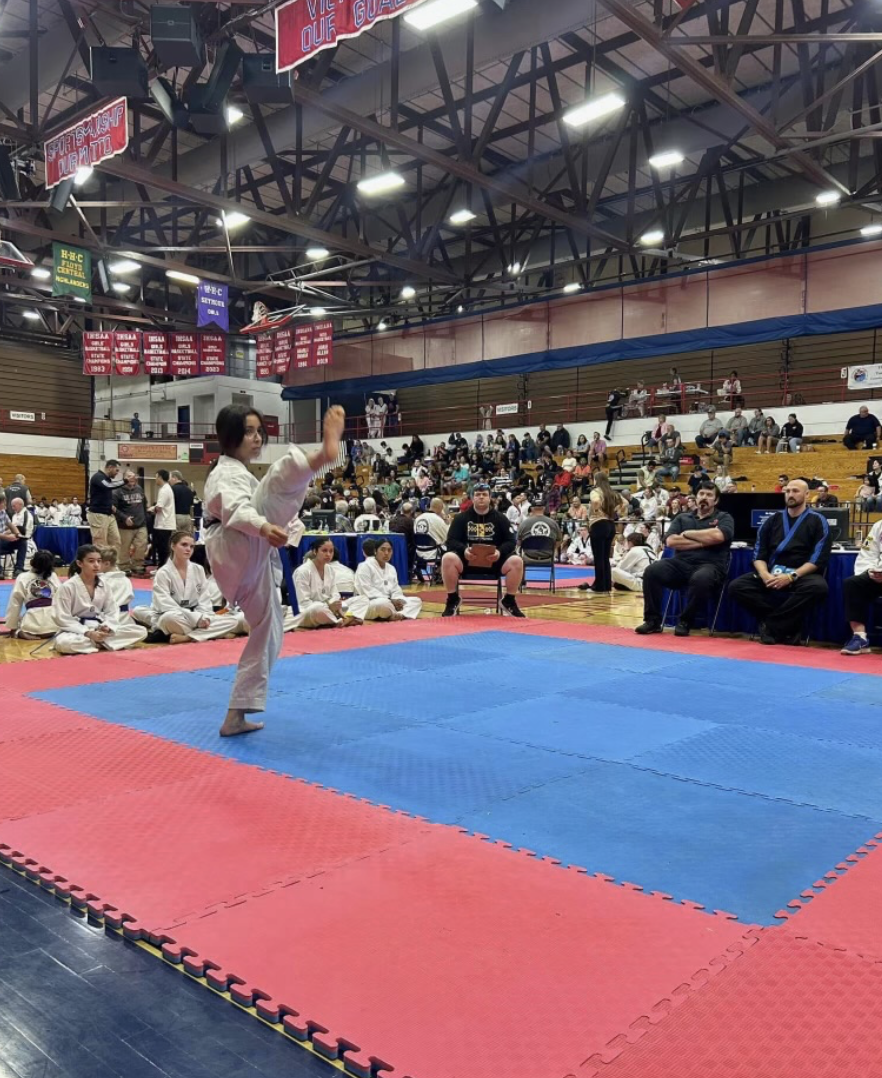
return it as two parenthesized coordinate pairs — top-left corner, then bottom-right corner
(23, 310), (40, 320)
(563, 282), (581, 293)
(563, 92), (626, 129)
(73, 296), (87, 303)
(640, 229), (665, 246)
(217, 210), (249, 229)
(225, 105), (244, 126)
(508, 262), (522, 275)
(166, 269), (200, 285)
(403, 0), (477, 31)
(305, 246), (330, 260)
(30, 267), (51, 280)
(400, 285), (416, 300)
(357, 171), (406, 196)
(111, 282), (132, 294)
(108, 259), (140, 274)
(449, 208), (477, 225)
(816, 190), (841, 206)
(861, 223), (882, 237)
(457, 305), (464, 313)
(649, 150), (685, 169)
(73, 166), (93, 185)
(310, 306), (327, 317)
(377, 320), (388, 331)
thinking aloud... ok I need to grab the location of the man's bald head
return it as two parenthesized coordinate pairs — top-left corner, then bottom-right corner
(784, 479), (809, 511)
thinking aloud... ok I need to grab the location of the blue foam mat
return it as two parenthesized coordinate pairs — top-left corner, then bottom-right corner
(26, 629), (882, 923)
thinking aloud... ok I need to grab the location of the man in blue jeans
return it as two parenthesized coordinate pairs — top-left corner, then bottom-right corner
(0, 495), (27, 578)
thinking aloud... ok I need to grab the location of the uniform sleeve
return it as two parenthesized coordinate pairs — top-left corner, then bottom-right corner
(496, 513), (516, 561)
(52, 582), (82, 633)
(856, 520), (882, 574)
(216, 466), (268, 538)
(5, 577), (25, 631)
(151, 566), (181, 615)
(193, 566), (213, 617)
(293, 564), (317, 608)
(446, 512), (468, 558)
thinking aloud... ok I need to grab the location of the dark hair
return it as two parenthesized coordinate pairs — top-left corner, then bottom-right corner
(30, 549), (54, 579)
(106, 459), (120, 468)
(307, 536), (335, 558)
(69, 543), (101, 577)
(362, 538), (377, 557)
(215, 404), (267, 457)
(697, 483), (720, 499)
(627, 532), (647, 547)
(170, 529), (194, 548)
(156, 469), (170, 482)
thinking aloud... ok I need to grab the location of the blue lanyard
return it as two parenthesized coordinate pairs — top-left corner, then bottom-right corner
(771, 510), (811, 563)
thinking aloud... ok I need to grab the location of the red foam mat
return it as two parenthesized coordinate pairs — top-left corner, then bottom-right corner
(3, 650), (183, 694)
(598, 931), (882, 1077)
(0, 696), (102, 744)
(0, 767), (432, 936)
(159, 830), (759, 1078)
(776, 835), (882, 960)
(0, 725), (238, 821)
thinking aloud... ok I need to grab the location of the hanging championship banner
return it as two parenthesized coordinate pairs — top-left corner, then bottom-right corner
(169, 332), (199, 376)
(199, 333), (226, 375)
(196, 281), (229, 332)
(44, 98), (129, 189)
(113, 331), (142, 376)
(276, 0), (429, 73)
(52, 242), (92, 302)
(143, 331), (170, 375)
(294, 325), (313, 370)
(313, 319), (333, 367)
(256, 333), (274, 378)
(82, 330), (113, 375)
(273, 327), (293, 376)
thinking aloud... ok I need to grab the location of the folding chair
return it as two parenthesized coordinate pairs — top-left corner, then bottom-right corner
(518, 534), (557, 593)
(458, 573), (503, 614)
(414, 532), (443, 584)
(662, 553), (732, 636)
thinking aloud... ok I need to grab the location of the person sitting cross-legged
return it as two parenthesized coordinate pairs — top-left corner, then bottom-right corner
(441, 482), (525, 617)
(728, 479), (832, 645)
(841, 518), (882, 655)
(635, 483), (734, 637)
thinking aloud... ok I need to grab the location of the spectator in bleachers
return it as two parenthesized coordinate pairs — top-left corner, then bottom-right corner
(626, 382), (649, 418)
(844, 406), (882, 450)
(520, 433), (538, 462)
(441, 483), (525, 617)
(857, 474), (879, 511)
(646, 414), (675, 449)
(576, 433), (589, 452)
(53, 545), (148, 654)
(743, 408), (766, 447)
(479, 404), (494, 431)
(720, 370), (743, 408)
(841, 518), (882, 654)
(729, 480), (832, 645)
(5, 549), (59, 638)
(536, 425), (551, 450)
(709, 427), (734, 467)
(561, 449), (578, 473)
(776, 413), (804, 454)
(755, 416), (780, 454)
(567, 495), (589, 531)
(0, 494), (27, 578)
(669, 367), (683, 387)
(588, 432), (608, 468)
(635, 483), (733, 637)
(349, 538), (422, 622)
(656, 435), (682, 483)
(551, 424), (571, 452)
(612, 533), (656, 592)
(687, 462), (709, 495)
(694, 407), (723, 449)
(813, 483), (839, 508)
(637, 458), (659, 490)
(354, 497), (383, 532)
(726, 407), (749, 446)
(573, 457), (592, 494)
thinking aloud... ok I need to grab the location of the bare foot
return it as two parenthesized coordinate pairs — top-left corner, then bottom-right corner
(342, 616), (363, 627)
(169, 634), (190, 645)
(219, 708), (264, 736)
(390, 613), (406, 621)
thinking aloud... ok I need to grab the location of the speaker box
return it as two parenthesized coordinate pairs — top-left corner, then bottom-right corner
(151, 6), (204, 69)
(243, 54), (291, 103)
(0, 147), (20, 201)
(185, 85), (227, 134)
(49, 176), (75, 213)
(150, 76), (189, 128)
(90, 46), (149, 98)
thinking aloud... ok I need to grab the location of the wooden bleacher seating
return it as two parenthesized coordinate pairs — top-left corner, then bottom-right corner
(0, 454), (86, 503)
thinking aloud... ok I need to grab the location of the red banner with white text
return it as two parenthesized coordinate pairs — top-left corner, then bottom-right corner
(276, 0), (429, 73)
(83, 331), (113, 375)
(44, 98), (129, 189)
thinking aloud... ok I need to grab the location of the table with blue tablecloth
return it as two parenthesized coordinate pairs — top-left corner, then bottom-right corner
(663, 546), (858, 643)
(34, 526), (91, 563)
(288, 532), (409, 585)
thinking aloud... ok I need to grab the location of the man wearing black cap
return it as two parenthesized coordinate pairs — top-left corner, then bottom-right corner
(441, 483), (525, 616)
(517, 497), (562, 547)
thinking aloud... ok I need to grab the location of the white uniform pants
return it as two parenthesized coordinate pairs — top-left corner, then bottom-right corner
(611, 567), (643, 592)
(207, 447), (312, 712)
(294, 601), (342, 629)
(130, 606), (154, 628)
(345, 595), (422, 621)
(155, 608), (247, 642)
(55, 622), (148, 654)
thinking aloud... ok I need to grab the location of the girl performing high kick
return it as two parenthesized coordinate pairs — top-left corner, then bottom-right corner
(203, 403), (345, 736)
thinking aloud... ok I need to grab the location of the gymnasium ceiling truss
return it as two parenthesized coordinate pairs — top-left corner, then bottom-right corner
(0, 0), (879, 339)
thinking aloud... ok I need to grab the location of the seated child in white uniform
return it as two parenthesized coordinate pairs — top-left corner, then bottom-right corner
(99, 548), (135, 617)
(611, 533), (656, 592)
(562, 524), (592, 566)
(347, 538), (422, 622)
(149, 530), (248, 643)
(291, 536), (362, 629)
(53, 544), (148, 654)
(5, 549), (60, 638)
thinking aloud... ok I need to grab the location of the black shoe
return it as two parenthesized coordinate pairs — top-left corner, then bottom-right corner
(635, 621), (663, 635)
(578, 582), (592, 591)
(144, 628), (170, 644)
(674, 619), (691, 637)
(501, 595), (526, 618)
(441, 595), (461, 618)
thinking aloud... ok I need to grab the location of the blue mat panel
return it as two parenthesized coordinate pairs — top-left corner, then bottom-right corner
(438, 698), (714, 763)
(813, 678), (882, 708)
(543, 641), (701, 675)
(457, 762), (882, 924)
(633, 726), (882, 819)
(645, 654), (854, 693)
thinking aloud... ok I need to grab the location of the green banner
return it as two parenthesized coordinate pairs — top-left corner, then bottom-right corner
(52, 242), (91, 301)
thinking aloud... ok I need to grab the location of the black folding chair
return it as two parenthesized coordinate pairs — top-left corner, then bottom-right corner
(518, 534), (557, 593)
(459, 573), (503, 614)
(414, 532), (443, 584)
(662, 553), (732, 636)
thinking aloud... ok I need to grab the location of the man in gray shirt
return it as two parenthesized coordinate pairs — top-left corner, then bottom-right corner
(726, 407), (749, 446)
(113, 471), (148, 575)
(744, 408), (765, 447)
(694, 408), (723, 449)
(517, 498), (562, 564)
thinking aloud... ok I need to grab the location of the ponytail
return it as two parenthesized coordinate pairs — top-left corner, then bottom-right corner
(30, 549), (54, 580)
(69, 543), (100, 577)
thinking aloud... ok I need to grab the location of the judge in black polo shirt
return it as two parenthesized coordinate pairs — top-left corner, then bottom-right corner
(635, 483), (734, 637)
(729, 479), (832, 645)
